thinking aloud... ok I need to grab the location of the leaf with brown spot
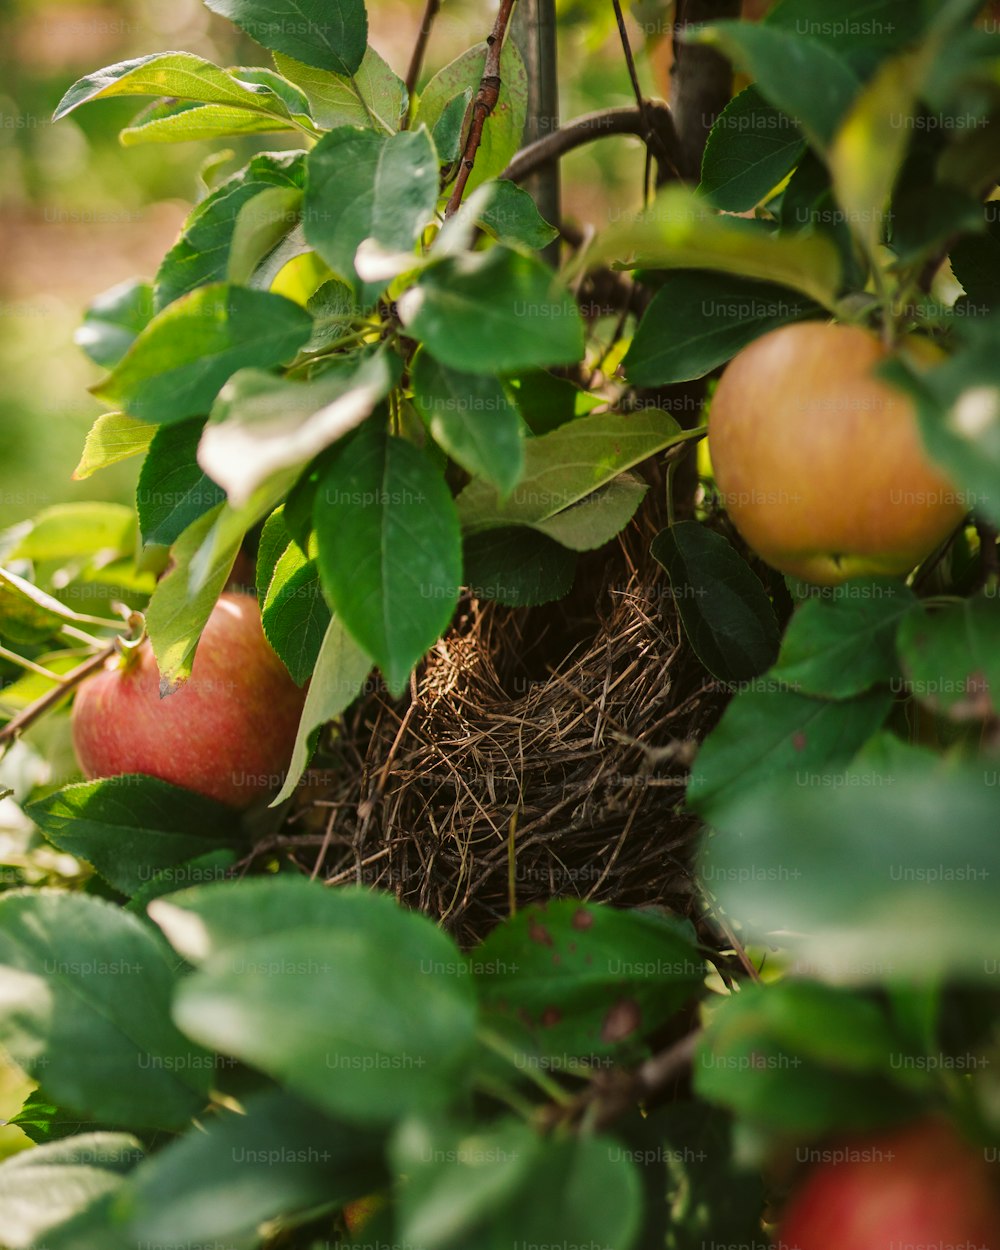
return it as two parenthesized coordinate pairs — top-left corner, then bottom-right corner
(898, 599), (1000, 722)
(473, 900), (702, 1062)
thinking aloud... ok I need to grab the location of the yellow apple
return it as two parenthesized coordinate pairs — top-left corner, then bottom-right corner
(708, 322), (967, 585)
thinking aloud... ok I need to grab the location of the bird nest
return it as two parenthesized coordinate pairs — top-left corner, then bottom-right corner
(280, 501), (727, 947)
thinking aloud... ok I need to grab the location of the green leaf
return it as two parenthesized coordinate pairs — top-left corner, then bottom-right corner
(137, 419), (226, 547)
(168, 884), (478, 1124)
(149, 874), (369, 962)
(231, 65), (313, 118)
(53, 52), (305, 121)
(462, 528), (576, 607)
(764, 0), (939, 54)
(693, 983), (917, 1134)
(505, 371), (603, 436)
(120, 1089), (384, 1247)
(897, 596), (1000, 718)
(772, 579), (916, 698)
(143, 506), (237, 689)
(478, 179), (559, 250)
(226, 185), (304, 286)
(120, 99), (297, 146)
(204, 0), (367, 76)
(142, 470), (295, 690)
(304, 126), (439, 293)
(0, 574), (70, 647)
(687, 687), (892, 816)
(27, 776), (242, 898)
(74, 279), (154, 368)
(594, 185), (842, 311)
(6, 1090), (111, 1146)
(32, 1192), (128, 1250)
(880, 350), (1000, 527)
(9, 503), (136, 562)
(126, 850), (238, 916)
(651, 522), (780, 684)
(476, 901), (703, 1061)
(624, 271), (821, 386)
(256, 505), (294, 597)
(73, 413), (155, 481)
(304, 277), (357, 352)
(829, 51), (923, 260)
(274, 45), (406, 134)
(780, 150), (866, 289)
(393, 1119), (642, 1250)
(412, 353), (525, 496)
(692, 22), (860, 150)
(314, 421), (461, 695)
(0, 1132), (142, 1250)
(93, 284), (313, 425)
(155, 151), (305, 310)
(892, 186), (984, 275)
(699, 86), (806, 212)
(457, 408), (680, 533)
(532, 475), (647, 551)
(414, 40), (527, 191)
(697, 758), (1000, 982)
(432, 89), (472, 163)
(0, 891), (212, 1130)
(272, 614), (372, 803)
(261, 536), (331, 685)
(201, 352), (398, 507)
(402, 247), (585, 374)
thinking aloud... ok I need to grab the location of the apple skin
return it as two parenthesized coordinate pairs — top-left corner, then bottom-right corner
(778, 1119), (1000, 1250)
(71, 592), (306, 809)
(708, 323), (967, 585)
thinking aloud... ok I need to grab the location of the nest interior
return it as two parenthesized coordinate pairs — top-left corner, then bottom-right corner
(282, 501), (728, 947)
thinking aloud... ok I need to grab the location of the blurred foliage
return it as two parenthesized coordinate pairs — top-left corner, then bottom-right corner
(0, 0), (654, 531)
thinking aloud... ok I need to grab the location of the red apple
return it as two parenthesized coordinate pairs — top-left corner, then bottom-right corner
(778, 1118), (1000, 1250)
(708, 323), (967, 585)
(71, 592), (306, 808)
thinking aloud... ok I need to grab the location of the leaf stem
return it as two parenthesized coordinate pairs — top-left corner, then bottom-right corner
(609, 0), (677, 179)
(477, 1026), (575, 1106)
(0, 646), (64, 683)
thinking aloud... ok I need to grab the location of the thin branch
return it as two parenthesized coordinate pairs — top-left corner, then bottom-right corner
(632, 1028), (702, 1101)
(444, 0), (519, 217)
(502, 104), (677, 183)
(0, 641), (117, 746)
(404, 0), (442, 124)
(610, 0), (677, 179)
(555, 1029), (702, 1133)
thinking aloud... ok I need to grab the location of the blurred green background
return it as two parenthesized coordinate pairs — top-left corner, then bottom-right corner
(0, 0), (660, 532)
